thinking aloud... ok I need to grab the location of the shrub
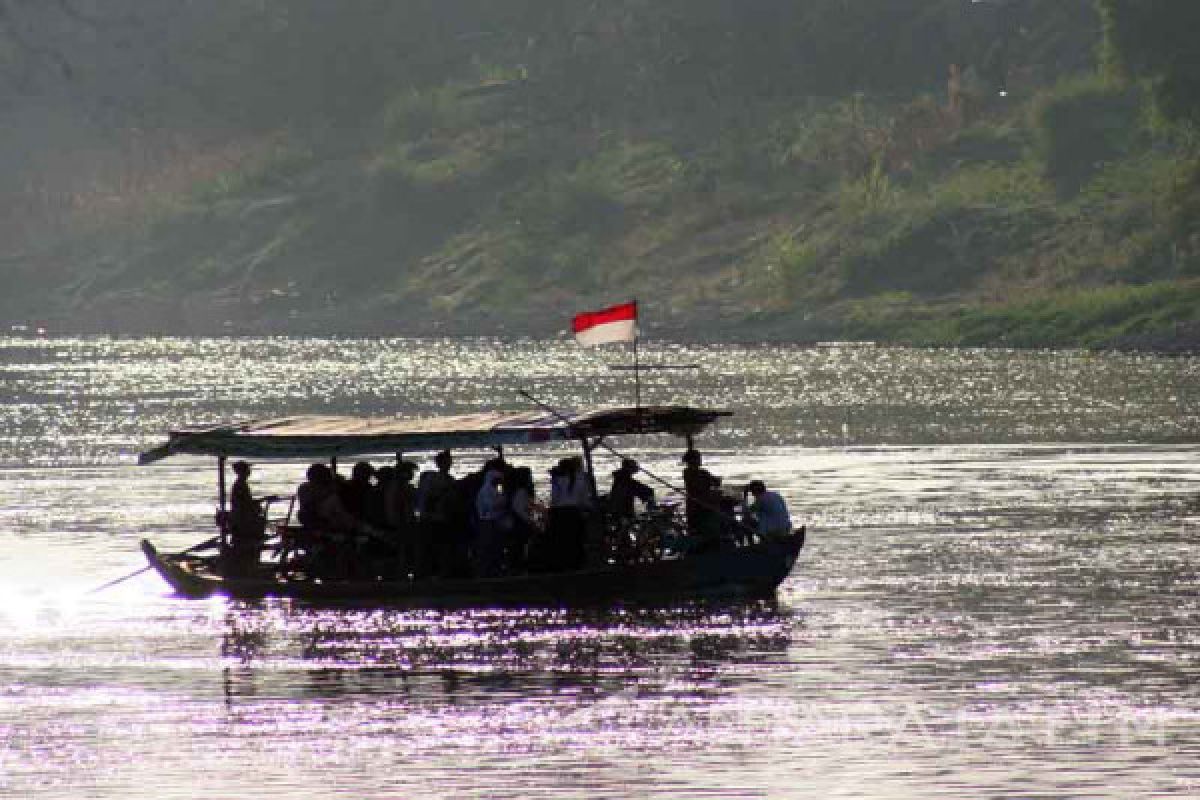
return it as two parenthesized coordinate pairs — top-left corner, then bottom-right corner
(1030, 76), (1144, 197)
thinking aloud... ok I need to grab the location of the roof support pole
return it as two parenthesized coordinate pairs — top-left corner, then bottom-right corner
(217, 455), (228, 513)
(580, 437), (600, 506)
(217, 455), (228, 544)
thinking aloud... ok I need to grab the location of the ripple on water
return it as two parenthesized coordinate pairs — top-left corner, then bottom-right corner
(1, 338), (1199, 797)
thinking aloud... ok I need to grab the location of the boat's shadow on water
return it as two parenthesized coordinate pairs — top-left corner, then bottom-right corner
(215, 597), (802, 708)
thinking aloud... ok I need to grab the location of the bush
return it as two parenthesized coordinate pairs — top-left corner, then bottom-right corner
(382, 86), (481, 141)
(506, 166), (625, 239)
(779, 95), (891, 181)
(1030, 77), (1144, 197)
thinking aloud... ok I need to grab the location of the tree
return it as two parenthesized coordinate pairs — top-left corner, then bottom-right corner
(1099, 0), (1200, 125)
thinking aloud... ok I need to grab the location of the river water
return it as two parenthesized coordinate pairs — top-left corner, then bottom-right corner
(1, 337), (1198, 798)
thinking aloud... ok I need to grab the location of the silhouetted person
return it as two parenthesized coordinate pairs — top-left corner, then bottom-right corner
(449, 456), (506, 576)
(301, 463), (371, 578)
(296, 463), (330, 529)
(474, 466), (507, 577)
(368, 466), (395, 529)
(416, 450), (456, 577)
(682, 449), (721, 551)
(506, 466), (538, 573)
(341, 461), (375, 519)
(609, 458), (655, 519)
(227, 460), (272, 575)
(546, 456), (591, 570)
(386, 461), (419, 574)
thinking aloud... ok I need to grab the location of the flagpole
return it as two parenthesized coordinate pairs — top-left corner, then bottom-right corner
(633, 333), (641, 410)
(633, 298), (641, 411)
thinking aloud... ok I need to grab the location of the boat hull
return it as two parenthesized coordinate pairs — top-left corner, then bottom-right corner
(140, 529), (806, 606)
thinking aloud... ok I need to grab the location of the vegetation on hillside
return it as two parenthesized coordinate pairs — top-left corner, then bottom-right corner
(1, 1), (1198, 346)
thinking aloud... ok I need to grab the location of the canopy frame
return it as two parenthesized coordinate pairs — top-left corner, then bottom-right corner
(138, 405), (731, 465)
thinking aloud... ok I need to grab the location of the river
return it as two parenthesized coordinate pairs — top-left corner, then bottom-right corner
(1, 337), (1197, 798)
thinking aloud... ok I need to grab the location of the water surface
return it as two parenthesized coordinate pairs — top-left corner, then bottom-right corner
(1, 337), (1198, 798)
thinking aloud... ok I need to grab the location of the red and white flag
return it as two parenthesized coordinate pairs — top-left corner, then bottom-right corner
(572, 301), (637, 346)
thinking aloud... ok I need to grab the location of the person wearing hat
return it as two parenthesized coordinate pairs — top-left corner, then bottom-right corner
(227, 461), (274, 574)
(681, 449), (722, 549)
(608, 458), (655, 520)
(742, 480), (793, 540)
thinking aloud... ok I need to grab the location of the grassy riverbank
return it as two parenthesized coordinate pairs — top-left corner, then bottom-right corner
(4, 3), (1199, 350)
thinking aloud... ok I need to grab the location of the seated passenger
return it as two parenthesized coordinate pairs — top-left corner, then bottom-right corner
(369, 466), (395, 529)
(608, 458), (655, 519)
(743, 480), (793, 540)
(474, 466), (508, 576)
(545, 456), (591, 571)
(341, 461), (376, 519)
(505, 466), (539, 572)
(681, 449), (722, 549)
(385, 462), (418, 533)
(297, 464), (332, 529)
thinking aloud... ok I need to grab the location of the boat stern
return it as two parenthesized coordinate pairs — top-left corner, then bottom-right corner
(140, 539), (217, 599)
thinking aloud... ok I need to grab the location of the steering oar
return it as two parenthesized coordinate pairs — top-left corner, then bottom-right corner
(86, 536), (220, 594)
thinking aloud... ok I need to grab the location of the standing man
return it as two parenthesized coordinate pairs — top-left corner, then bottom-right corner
(415, 450), (455, 576)
(227, 461), (273, 574)
(681, 449), (722, 551)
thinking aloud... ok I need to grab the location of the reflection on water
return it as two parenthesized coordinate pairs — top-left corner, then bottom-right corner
(215, 601), (791, 704)
(1, 337), (1199, 798)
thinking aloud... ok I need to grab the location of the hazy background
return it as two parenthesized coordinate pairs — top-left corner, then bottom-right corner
(1, 1), (1198, 346)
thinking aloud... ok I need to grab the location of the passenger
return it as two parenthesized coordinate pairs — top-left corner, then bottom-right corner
(527, 464), (560, 573)
(316, 467), (359, 532)
(226, 460), (271, 574)
(386, 461), (419, 573)
(416, 450), (456, 577)
(369, 465), (395, 529)
(313, 465), (373, 578)
(451, 456), (506, 575)
(608, 458), (655, 519)
(386, 462), (418, 530)
(473, 466), (508, 577)
(296, 463), (330, 529)
(546, 456), (592, 571)
(505, 466), (539, 573)
(681, 449), (722, 551)
(341, 461), (376, 519)
(743, 480), (793, 540)
(460, 457), (505, 528)
(416, 450), (455, 515)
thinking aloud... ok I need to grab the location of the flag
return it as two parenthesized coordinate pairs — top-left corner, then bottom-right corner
(572, 301), (637, 346)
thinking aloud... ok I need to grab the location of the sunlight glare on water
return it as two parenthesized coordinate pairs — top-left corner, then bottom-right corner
(1, 336), (1198, 798)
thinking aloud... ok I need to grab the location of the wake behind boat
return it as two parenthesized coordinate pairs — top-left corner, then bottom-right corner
(137, 405), (806, 605)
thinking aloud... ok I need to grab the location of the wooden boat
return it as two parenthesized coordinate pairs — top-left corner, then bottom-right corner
(140, 530), (804, 604)
(137, 405), (807, 606)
